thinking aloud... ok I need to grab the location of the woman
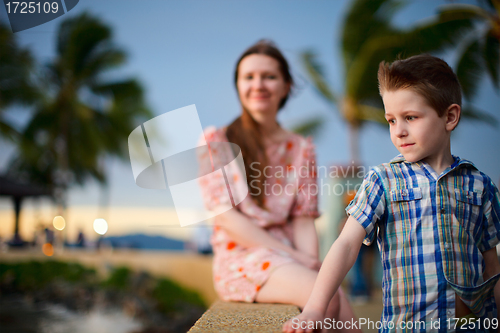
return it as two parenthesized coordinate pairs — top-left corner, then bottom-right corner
(200, 40), (359, 331)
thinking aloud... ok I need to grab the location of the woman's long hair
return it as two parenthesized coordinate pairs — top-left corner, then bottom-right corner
(226, 40), (294, 208)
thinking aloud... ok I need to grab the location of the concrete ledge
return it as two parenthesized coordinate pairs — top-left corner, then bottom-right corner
(188, 300), (300, 333)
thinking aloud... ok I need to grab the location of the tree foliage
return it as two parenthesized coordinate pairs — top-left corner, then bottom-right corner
(300, 0), (492, 162)
(0, 23), (39, 141)
(6, 13), (152, 192)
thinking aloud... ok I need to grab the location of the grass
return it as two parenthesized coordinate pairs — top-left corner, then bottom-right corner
(0, 260), (97, 291)
(0, 260), (207, 314)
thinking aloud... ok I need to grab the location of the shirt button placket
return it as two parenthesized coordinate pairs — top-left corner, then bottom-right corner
(438, 182), (454, 278)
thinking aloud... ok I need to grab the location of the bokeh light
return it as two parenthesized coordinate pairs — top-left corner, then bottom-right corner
(42, 243), (54, 256)
(93, 218), (108, 235)
(53, 216), (66, 230)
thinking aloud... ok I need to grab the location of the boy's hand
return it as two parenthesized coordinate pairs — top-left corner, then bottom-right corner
(282, 310), (323, 333)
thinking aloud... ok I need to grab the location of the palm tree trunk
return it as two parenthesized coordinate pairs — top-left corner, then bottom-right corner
(12, 196), (23, 242)
(55, 133), (69, 243)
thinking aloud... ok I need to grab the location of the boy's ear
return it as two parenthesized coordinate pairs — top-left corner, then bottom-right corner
(445, 104), (460, 131)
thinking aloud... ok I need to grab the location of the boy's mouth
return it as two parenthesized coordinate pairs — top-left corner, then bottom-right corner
(400, 143), (415, 148)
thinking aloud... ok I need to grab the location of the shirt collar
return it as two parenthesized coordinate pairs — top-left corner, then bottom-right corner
(390, 154), (406, 163)
(389, 154), (477, 175)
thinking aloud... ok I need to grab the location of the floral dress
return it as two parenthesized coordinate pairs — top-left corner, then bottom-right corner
(200, 126), (320, 302)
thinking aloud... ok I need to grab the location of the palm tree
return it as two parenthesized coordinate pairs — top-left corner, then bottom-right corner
(437, 0), (499, 119)
(0, 23), (39, 142)
(7, 12), (152, 215)
(301, 0), (487, 163)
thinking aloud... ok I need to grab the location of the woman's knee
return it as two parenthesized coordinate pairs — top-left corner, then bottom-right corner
(255, 263), (317, 306)
(324, 287), (342, 318)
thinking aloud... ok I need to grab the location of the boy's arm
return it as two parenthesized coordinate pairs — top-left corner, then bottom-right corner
(480, 178), (500, 321)
(482, 247), (500, 320)
(283, 216), (366, 333)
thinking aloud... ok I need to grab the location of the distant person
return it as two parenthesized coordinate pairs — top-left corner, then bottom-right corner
(44, 227), (54, 245)
(199, 40), (359, 330)
(76, 230), (86, 248)
(96, 235), (103, 250)
(33, 224), (44, 248)
(31, 229), (38, 247)
(284, 55), (500, 332)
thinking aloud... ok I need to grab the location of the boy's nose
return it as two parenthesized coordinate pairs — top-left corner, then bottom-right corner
(395, 124), (408, 138)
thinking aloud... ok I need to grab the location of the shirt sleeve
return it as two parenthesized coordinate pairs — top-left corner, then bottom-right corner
(197, 127), (232, 211)
(290, 137), (320, 219)
(479, 178), (500, 252)
(345, 168), (386, 245)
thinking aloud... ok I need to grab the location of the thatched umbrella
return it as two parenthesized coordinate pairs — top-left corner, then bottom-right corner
(0, 175), (53, 245)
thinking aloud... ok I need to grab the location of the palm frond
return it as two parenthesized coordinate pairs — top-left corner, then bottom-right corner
(483, 31), (499, 89)
(345, 33), (403, 100)
(401, 15), (475, 54)
(0, 120), (20, 142)
(457, 39), (484, 100)
(490, 0), (500, 14)
(346, 10), (478, 102)
(461, 105), (498, 125)
(301, 51), (337, 104)
(91, 79), (144, 101)
(81, 48), (126, 81)
(0, 23), (39, 109)
(342, 0), (402, 69)
(291, 117), (324, 138)
(56, 12), (125, 81)
(437, 4), (492, 21)
(358, 104), (387, 125)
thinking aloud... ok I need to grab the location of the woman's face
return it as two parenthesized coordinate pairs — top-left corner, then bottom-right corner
(236, 54), (289, 124)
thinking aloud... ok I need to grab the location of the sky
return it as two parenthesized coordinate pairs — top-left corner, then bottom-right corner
(1, 0), (499, 240)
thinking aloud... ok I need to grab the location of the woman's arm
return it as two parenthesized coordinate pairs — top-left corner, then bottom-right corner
(283, 216), (366, 333)
(292, 216), (319, 259)
(289, 137), (320, 261)
(215, 206), (316, 266)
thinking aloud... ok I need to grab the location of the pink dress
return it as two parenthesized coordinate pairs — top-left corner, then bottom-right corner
(200, 126), (320, 302)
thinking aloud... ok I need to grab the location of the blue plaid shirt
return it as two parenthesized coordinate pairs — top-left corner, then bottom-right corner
(347, 155), (500, 332)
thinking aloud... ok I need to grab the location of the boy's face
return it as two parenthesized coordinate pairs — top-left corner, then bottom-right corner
(382, 89), (451, 166)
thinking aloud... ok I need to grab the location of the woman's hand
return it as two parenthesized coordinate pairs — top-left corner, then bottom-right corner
(292, 250), (321, 271)
(282, 310), (324, 333)
(215, 208), (300, 256)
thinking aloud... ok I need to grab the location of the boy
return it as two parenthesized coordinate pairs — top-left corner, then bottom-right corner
(283, 54), (500, 333)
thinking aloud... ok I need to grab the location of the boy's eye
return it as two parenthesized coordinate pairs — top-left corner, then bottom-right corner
(406, 116), (416, 121)
(387, 119), (395, 125)
(266, 75), (277, 79)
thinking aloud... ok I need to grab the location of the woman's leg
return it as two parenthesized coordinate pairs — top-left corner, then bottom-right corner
(255, 263), (360, 332)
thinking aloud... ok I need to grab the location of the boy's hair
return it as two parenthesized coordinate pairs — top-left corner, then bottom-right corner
(378, 54), (462, 118)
